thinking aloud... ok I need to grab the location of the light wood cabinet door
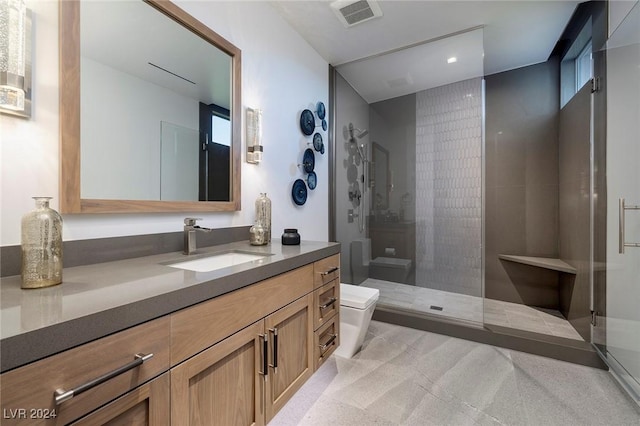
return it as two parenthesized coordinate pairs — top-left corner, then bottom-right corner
(264, 294), (314, 422)
(170, 321), (266, 426)
(70, 373), (170, 426)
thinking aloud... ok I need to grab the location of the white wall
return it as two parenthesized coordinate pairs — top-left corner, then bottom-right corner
(0, 0), (329, 245)
(81, 57), (199, 200)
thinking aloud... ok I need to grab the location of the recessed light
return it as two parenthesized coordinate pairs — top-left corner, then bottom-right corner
(447, 57), (457, 64)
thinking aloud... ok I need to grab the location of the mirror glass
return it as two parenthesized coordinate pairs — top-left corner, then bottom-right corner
(80, 1), (232, 202)
(59, 0), (241, 213)
(372, 142), (389, 210)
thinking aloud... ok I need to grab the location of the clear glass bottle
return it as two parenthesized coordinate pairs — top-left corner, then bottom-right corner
(249, 222), (267, 246)
(255, 193), (271, 244)
(21, 197), (63, 289)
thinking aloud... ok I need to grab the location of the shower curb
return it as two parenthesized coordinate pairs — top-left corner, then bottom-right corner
(373, 306), (607, 370)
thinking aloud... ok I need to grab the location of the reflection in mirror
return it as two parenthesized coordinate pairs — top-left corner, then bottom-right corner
(372, 142), (389, 210)
(160, 122), (199, 201)
(80, 1), (231, 202)
(60, 0), (241, 213)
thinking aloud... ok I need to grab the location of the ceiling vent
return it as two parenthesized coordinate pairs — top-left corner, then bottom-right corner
(330, 0), (383, 28)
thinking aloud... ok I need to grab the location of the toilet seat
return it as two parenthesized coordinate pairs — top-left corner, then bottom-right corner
(340, 284), (379, 310)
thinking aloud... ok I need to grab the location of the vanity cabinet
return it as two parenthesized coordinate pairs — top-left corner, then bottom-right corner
(171, 321), (266, 425)
(312, 255), (341, 369)
(313, 279), (339, 330)
(0, 317), (171, 425)
(171, 294), (314, 425)
(0, 253), (339, 425)
(71, 373), (170, 425)
(314, 313), (340, 370)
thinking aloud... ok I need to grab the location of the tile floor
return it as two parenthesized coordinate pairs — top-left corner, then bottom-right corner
(271, 321), (640, 425)
(363, 278), (584, 340)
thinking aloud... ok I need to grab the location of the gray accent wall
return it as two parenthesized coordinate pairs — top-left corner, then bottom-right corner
(334, 72), (370, 284)
(485, 60), (561, 306)
(369, 94), (417, 222)
(559, 83), (593, 341)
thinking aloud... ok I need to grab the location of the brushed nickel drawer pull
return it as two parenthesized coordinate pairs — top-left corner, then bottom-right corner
(320, 267), (339, 276)
(319, 334), (338, 351)
(320, 297), (337, 310)
(54, 353), (153, 405)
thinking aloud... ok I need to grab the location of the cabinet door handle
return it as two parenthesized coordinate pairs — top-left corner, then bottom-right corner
(54, 353), (153, 405)
(319, 334), (338, 351)
(320, 267), (339, 276)
(319, 297), (337, 310)
(259, 334), (268, 378)
(269, 327), (278, 373)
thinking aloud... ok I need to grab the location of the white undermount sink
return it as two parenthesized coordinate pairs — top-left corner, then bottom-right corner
(166, 250), (271, 272)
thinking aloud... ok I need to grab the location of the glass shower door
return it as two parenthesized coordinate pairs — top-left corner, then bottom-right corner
(600, 1), (640, 401)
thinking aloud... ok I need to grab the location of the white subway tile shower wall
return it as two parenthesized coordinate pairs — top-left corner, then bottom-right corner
(415, 78), (483, 297)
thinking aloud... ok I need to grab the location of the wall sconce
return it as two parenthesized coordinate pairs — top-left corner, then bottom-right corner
(246, 107), (263, 164)
(0, 0), (32, 118)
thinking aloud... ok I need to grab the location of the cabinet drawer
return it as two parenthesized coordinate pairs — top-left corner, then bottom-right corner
(313, 254), (340, 288)
(0, 317), (170, 426)
(70, 372), (170, 425)
(171, 264), (313, 364)
(313, 279), (339, 330)
(314, 313), (339, 371)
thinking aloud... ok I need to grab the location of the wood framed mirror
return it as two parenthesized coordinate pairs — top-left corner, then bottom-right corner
(59, 0), (241, 213)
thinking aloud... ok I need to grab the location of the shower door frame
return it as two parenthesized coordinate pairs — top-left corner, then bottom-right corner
(593, 1), (640, 403)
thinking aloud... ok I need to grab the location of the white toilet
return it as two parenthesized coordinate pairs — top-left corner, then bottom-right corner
(334, 283), (379, 359)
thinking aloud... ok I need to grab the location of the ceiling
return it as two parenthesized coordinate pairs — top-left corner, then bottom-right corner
(271, 0), (581, 103)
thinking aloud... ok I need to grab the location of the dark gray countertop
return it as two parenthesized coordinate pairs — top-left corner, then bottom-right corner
(0, 240), (340, 373)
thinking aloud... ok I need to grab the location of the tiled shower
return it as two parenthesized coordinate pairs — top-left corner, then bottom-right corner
(415, 78), (483, 298)
(333, 63), (589, 338)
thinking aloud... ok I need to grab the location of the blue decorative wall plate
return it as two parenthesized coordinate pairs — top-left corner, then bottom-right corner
(316, 102), (326, 120)
(313, 133), (323, 152)
(292, 179), (308, 205)
(307, 171), (317, 190)
(300, 109), (315, 136)
(302, 148), (315, 173)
